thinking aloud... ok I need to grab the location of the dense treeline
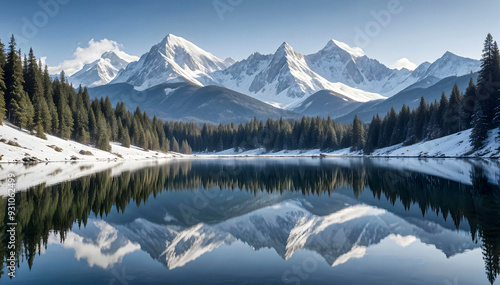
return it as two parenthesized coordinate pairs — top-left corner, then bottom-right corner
(0, 34), (498, 155)
(364, 33), (500, 153)
(0, 35), (192, 153)
(166, 116), (353, 152)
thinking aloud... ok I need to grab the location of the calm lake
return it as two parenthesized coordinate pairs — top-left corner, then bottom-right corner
(1, 158), (500, 285)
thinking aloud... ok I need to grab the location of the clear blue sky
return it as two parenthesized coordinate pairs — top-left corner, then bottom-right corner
(1, 0), (499, 69)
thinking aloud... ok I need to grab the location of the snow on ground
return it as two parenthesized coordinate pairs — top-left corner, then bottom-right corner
(196, 129), (500, 159)
(1, 121), (499, 196)
(0, 122), (189, 196)
(194, 128), (500, 185)
(0, 122), (180, 163)
(0, 159), (178, 196)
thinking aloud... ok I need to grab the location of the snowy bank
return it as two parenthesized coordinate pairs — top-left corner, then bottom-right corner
(0, 159), (179, 196)
(0, 123), (180, 163)
(195, 129), (500, 159)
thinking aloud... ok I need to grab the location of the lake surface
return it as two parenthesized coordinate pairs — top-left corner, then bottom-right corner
(1, 158), (500, 284)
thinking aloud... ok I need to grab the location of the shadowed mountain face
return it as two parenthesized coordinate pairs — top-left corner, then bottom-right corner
(291, 90), (367, 119)
(88, 82), (299, 124)
(2, 158), (500, 284)
(336, 72), (479, 123)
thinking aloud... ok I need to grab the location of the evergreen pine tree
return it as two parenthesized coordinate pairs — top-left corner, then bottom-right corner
(470, 102), (489, 150)
(443, 83), (462, 135)
(88, 109), (97, 143)
(43, 65), (57, 133)
(414, 97), (429, 140)
(477, 34), (500, 124)
(5, 35), (31, 125)
(35, 123), (47, 140)
(0, 62), (5, 125)
(95, 112), (110, 151)
(119, 125), (131, 148)
(351, 115), (364, 151)
(364, 114), (382, 154)
(180, 140), (192, 154)
(380, 108), (397, 147)
(171, 138), (180, 153)
(0, 38), (6, 69)
(461, 78), (477, 130)
(390, 104), (410, 145)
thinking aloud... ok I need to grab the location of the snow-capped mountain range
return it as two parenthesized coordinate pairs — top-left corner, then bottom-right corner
(213, 42), (385, 108)
(66, 34), (481, 111)
(112, 34), (230, 89)
(100, 193), (477, 270)
(69, 51), (138, 88)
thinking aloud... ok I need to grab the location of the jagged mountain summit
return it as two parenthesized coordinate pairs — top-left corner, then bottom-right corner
(71, 34), (482, 118)
(68, 51), (138, 88)
(304, 40), (481, 97)
(305, 40), (414, 97)
(213, 42), (386, 108)
(112, 34), (229, 90)
(420, 51), (480, 79)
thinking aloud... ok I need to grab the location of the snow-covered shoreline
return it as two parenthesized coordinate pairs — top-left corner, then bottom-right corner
(194, 129), (500, 159)
(1, 120), (499, 196)
(0, 123), (181, 163)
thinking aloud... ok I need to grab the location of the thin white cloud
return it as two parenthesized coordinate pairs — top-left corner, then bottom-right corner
(48, 39), (139, 76)
(390, 58), (417, 71)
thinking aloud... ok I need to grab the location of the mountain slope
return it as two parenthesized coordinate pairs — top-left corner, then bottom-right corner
(291, 90), (367, 119)
(213, 42), (385, 109)
(305, 41), (481, 98)
(88, 82), (299, 124)
(69, 51), (138, 87)
(422, 51), (480, 79)
(305, 40), (413, 97)
(112, 34), (228, 90)
(336, 72), (479, 123)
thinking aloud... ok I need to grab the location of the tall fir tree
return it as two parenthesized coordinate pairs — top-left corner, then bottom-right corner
(351, 115), (364, 151)
(364, 114), (382, 154)
(0, 38), (6, 69)
(477, 34), (500, 125)
(5, 35), (33, 126)
(414, 97), (429, 141)
(470, 102), (489, 150)
(95, 112), (110, 151)
(461, 78), (477, 130)
(0, 62), (5, 125)
(390, 104), (410, 145)
(379, 108), (397, 147)
(443, 83), (462, 135)
(171, 137), (180, 153)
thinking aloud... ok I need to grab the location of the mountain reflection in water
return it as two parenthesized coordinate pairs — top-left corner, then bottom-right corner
(1, 158), (499, 284)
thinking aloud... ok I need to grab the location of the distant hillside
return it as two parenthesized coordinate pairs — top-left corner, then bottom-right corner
(336, 73), (479, 123)
(292, 90), (367, 119)
(88, 83), (299, 124)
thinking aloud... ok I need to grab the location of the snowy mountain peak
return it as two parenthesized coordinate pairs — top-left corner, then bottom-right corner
(102, 51), (118, 59)
(442, 51), (457, 58)
(325, 40), (366, 58)
(421, 51), (480, 79)
(223, 57), (236, 67)
(112, 34), (227, 89)
(274, 42), (297, 58)
(68, 50), (137, 88)
(162, 33), (200, 51)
